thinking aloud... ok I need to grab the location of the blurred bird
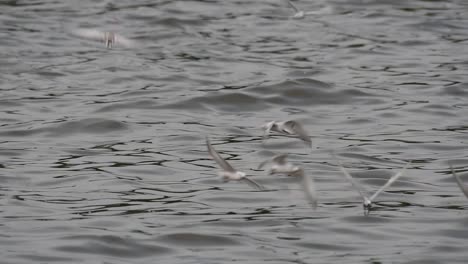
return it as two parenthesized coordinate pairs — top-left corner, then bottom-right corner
(258, 154), (302, 176)
(206, 137), (263, 190)
(258, 154), (317, 208)
(287, 0), (307, 19)
(71, 28), (135, 48)
(334, 156), (411, 212)
(287, 1), (334, 19)
(262, 120), (311, 148)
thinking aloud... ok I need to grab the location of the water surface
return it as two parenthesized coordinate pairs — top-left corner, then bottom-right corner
(1, 0), (468, 263)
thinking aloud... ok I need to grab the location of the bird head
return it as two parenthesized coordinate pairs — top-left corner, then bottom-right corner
(363, 199), (372, 209)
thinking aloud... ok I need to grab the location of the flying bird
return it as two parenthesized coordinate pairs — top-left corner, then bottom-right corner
(262, 120), (311, 148)
(71, 28), (135, 49)
(287, 1), (333, 19)
(286, 1), (333, 19)
(334, 156), (411, 212)
(258, 154), (317, 208)
(258, 154), (302, 176)
(206, 137), (263, 191)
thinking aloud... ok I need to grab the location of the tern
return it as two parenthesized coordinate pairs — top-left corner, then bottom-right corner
(71, 28), (135, 49)
(258, 154), (317, 208)
(206, 137), (263, 191)
(450, 165), (468, 199)
(286, 1), (332, 19)
(334, 156), (411, 211)
(262, 120), (311, 148)
(287, 0), (307, 19)
(258, 154), (302, 176)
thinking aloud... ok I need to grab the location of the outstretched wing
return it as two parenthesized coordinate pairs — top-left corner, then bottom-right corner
(241, 177), (264, 191)
(334, 156), (370, 204)
(450, 165), (468, 199)
(258, 154), (288, 170)
(272, 154), (288, 165)
(72, 28), (105, 42)
(206, 137), (236, 173)
(301, 170), (318, 209)
(283, 120), (312, 147)
(261, 121), (275, 144)
(369, 161), (411, 202)
(114, 34), (136, 48)
(257, 159), (270, 170)
(287, 0), (300, 12)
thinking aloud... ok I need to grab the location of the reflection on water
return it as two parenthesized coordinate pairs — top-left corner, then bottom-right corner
(1, 0), (468, 263)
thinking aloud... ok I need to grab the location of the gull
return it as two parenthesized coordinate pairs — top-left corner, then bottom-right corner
(71, 28), (135, 49)
(262, 120), (311, 148)
(334, 156), (411, 211)
(258, 154), (317, 208)
(450, 165), (468, 199)
(206, 137), (263, 191)
(287, 0), (307, 19)
(258, 154), (302, 176)
(287, 1), (334, 19)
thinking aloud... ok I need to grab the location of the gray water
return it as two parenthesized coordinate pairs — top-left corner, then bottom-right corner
(1, 0), (468, 263)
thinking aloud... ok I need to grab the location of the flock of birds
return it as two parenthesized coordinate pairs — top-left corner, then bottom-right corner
(207, 120), (468, 214)
(68, 1), (468, 214)
(205, 120), (426, 214)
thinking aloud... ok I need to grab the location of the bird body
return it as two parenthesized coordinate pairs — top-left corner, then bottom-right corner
(206, 137), (263, 190)
(219, 170), (246, 181)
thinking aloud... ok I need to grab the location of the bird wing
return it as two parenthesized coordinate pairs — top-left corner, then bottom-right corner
(241, 177), (264, 191)
(450, 165), (468, 199)
(206, 137), (236, 173)
(334, 156), (370, 204)
(369, 161), (411, 202)
(72, 29), (105, 42)
(115, 34), (136, 48)
(257, 158), (270, 170)
(261, 121), (275, 143)
(272, 154), (288, 165)
(283, 120), (312, 147)
(287, 0), (300, 12)
(300, 170), (318, 209)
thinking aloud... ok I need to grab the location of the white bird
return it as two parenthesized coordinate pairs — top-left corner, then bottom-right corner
(258, 154), (317, 208)
(262, 120), (311, 148)
(287, 0), (306, 19)
(206, 137), (263, 191)
(258, 154), (302, 176)
(450, 165), (468, 199)
(334, 156), (411, 211)
(287, 1), (334, 19)
(71, 28), (135, 49)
